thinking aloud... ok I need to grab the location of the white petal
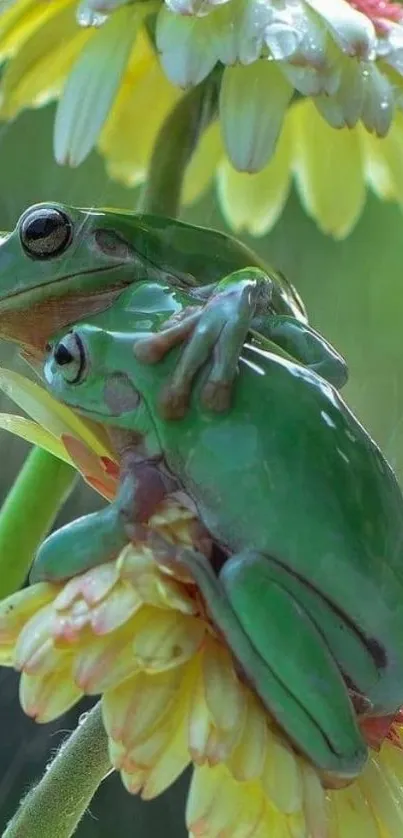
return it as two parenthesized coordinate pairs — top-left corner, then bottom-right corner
(156, 6), (218, 87)
(377, 22), (403, 73)
(215, 0), (266, 65)
(220, 60), (293, 172)
(281, 61), (337, 96)
(54, 5), (137, 166)
(315, 54), (365, 128)
(76, 0), (131, 27)
(165, 0), (231, 17)
(80, 0), (132, 10)
(263, 0), (327, 66)
(217, 108), (292, 235)
(361, 63), (395, 136)
(305, 0), (376, 60)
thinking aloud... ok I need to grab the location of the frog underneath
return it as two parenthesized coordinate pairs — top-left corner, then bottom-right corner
(32, 280), (403, 785)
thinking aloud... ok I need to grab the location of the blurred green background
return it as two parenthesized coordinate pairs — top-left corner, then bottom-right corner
(0, 104), (402, 834)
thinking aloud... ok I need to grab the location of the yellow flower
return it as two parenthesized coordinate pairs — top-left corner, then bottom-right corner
(2, 0), (403, 237)
(0, 536), (403, 837)
(1, 366), (403, 835)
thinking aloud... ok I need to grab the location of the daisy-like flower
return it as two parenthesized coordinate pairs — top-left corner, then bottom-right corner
(2, 0), (403, 237)
(1, 366), (403, 836)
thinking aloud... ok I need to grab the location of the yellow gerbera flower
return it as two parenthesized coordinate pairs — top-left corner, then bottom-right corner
(1, 366), (403, 836)
(1, 525), (403, 837)
(2, 0), (403, 237)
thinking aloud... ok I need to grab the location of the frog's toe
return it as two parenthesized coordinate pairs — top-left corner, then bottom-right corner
(201, 380), (232, 413)
(159, 382), (190, 420)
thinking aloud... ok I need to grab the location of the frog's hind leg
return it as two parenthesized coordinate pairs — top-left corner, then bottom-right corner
(148, 539), (367, 780)
(252, 315), (348, 389)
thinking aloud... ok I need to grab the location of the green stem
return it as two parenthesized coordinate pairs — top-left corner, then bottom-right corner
(139, 75), (219, 217)
(0, 447), (76, 598)
(3, 702), (111, 838)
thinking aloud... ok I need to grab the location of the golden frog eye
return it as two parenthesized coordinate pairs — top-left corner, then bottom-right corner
(53, 332), (86, 384)
(20, 206), (72, 259)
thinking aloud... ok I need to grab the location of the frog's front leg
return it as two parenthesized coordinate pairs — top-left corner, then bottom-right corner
(253, 314), (348, 389)
(149, 536), (367, 780)
(30, 453), (176, 583)
(134, 268), (273, 418)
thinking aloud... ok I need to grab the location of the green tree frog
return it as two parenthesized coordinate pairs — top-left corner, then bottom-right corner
(32, 280), (403, 783)
(0, 203), (347, 415)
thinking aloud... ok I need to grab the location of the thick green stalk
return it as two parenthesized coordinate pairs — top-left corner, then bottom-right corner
(139, 74), (219, 216)
(0, 447), (76, 598)
(3, 702), (111, 838)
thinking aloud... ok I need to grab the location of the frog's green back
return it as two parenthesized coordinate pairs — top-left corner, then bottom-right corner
(121, 213), (306, 321)
(135, 343), (403, 715)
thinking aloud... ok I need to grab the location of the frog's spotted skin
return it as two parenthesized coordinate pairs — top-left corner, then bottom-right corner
(33, 279), (403, 783)
(0, 203), (347, 410)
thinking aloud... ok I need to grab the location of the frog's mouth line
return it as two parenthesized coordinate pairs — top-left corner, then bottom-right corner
(0, 264), (129, 310)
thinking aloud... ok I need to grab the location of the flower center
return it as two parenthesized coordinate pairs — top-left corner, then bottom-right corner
(349, 0), (403, 30)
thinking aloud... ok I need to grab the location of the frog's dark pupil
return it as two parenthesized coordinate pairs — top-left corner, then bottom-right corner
(20, 207), (72, 259)
(55, 344), (74, 366)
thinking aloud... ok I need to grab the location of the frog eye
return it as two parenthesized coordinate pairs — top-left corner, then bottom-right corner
(20, 206), (73, 259)
(52, 332), (87, 384)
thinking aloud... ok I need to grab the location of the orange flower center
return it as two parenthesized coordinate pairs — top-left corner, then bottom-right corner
(350, 0), (403, 31)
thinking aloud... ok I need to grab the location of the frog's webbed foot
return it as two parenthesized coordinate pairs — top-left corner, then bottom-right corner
(149, 541), (367, 779)
(30, 455), (176, 583)
(134, 268), (273, 419)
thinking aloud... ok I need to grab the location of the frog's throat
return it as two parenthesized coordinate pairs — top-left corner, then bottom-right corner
(0, 280), (127, 353)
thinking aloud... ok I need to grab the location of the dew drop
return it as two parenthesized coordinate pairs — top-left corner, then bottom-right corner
(76, 2), (108, 27)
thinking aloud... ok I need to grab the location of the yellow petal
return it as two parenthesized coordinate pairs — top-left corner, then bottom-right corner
(331, 780), (381, 838)
(182, 121), (222, 206)
(132, 609), (205, 673)
(73, 622), (138, 693)
(103, 667), (184, 748)
(291, 100), (366, 238)
(217, 109), (292, 236)
(120, 765), (148, 795)
(141, 708), (190, 799)
(125, 715), (176, 771)
(99, 30), (180, 186)
(261, 728), (302, 815)
(300, 761), (327, 838)
(0, 367), (113, 458)
(363, 111), (403, 204)
(359, 750), (403, 836)
(227, 692), (268, 781)
(0, 582), (55, 664)
(359, 122), (398, 201)
(19, 666), (82, 722)
(54, 562), (119, 611)
(202, 636), (246, 733)
(187, 763), (268, 837)
(0, 413), (72, 462)
(0, 0), (70, 59)
(14, 604), (62, 675)
(287, 809), (309, 838)
(117, 543), (196, 614)
(0, 3), (92, 120)
(188, 656), (212, 765)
